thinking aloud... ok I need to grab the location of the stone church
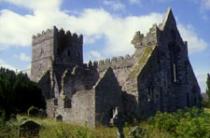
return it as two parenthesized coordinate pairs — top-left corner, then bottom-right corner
(31, 9), (201, 127)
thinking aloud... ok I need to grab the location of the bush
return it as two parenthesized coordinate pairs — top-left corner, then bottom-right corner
(145, 108), (210, 138)
(150, 112), (178, 133)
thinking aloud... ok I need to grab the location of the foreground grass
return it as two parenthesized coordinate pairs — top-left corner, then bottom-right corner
(4, 115), (131, 138)
(1, 108), (210, 138)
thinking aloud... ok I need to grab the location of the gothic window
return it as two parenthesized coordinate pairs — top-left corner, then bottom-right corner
(168, 42), (180, 83)
(147, 85), (153, 102)
(67, 50), (71, 57)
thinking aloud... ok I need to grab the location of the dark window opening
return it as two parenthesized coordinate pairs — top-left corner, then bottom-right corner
(67, 50), (71, 57)
(108, 107), (114, 119)
(56, 115), (63, 121)
(64, 98), (71, 108)
(54, 98), (58, 106)
(168, 42), (181, 83)
(147, 85), (153, 102)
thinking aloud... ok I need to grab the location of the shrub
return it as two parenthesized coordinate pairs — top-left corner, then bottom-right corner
(147, 108), (210, 138)
(150, 112), (178, 133)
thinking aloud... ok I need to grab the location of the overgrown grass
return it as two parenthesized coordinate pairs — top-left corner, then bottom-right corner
(7, 115), (131, 138)
(1, 108), (210, 138)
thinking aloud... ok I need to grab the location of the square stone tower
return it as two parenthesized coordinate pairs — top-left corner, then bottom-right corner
(31, 26), (83, 82)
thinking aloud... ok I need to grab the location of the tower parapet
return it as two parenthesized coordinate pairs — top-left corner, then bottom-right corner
(32, 29), (54, 46)
(54, 27), (83, 66)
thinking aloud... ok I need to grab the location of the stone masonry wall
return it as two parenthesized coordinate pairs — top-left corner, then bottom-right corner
(55, 89), (95, 128)
(31, 29), (54, 82)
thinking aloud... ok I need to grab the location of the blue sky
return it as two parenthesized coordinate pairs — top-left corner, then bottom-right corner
(0, 0), (209, 92)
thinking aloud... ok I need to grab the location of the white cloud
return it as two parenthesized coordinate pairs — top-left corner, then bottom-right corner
(201, 0), (210, 9)
(129, 0), (141, 4)
(103, 0), (125, 11)
(0, 1), (208, 56)
(15, 53), (31, 62)
(178, 24), (208, 53)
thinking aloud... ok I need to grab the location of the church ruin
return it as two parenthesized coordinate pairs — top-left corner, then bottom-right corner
(31, 9), (201, 127)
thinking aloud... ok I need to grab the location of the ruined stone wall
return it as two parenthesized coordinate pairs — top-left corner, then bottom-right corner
(96, 55), (134, 88)
(97, 55), (134, 72)
(55, 89), (95, 127)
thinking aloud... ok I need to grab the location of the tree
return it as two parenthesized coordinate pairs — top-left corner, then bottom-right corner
(0, 67), (46, 118)
(206, 73), (210, 104)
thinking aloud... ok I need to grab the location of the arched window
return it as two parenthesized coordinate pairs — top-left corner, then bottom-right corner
(168, 42), (180, 83)
(67, 50), (71, 57)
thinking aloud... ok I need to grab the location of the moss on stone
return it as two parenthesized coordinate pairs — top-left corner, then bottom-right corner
(128, 46), (154, 79)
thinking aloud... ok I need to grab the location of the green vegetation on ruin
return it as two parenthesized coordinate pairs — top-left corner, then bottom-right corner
(128, 46), (154, 79)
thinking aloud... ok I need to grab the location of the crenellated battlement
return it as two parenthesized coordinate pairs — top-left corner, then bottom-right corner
(93, 54), (134, 72)
(54, 27), (83, 45)
(32, 26), (83, 47)
(32, 28), (54, 45)
(82, 61), (98, 71)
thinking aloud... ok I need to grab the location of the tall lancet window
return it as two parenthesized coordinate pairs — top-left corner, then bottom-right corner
(168, 41), (180, 83)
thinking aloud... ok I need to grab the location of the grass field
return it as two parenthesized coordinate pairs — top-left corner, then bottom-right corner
(1, 107), (210, 138)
